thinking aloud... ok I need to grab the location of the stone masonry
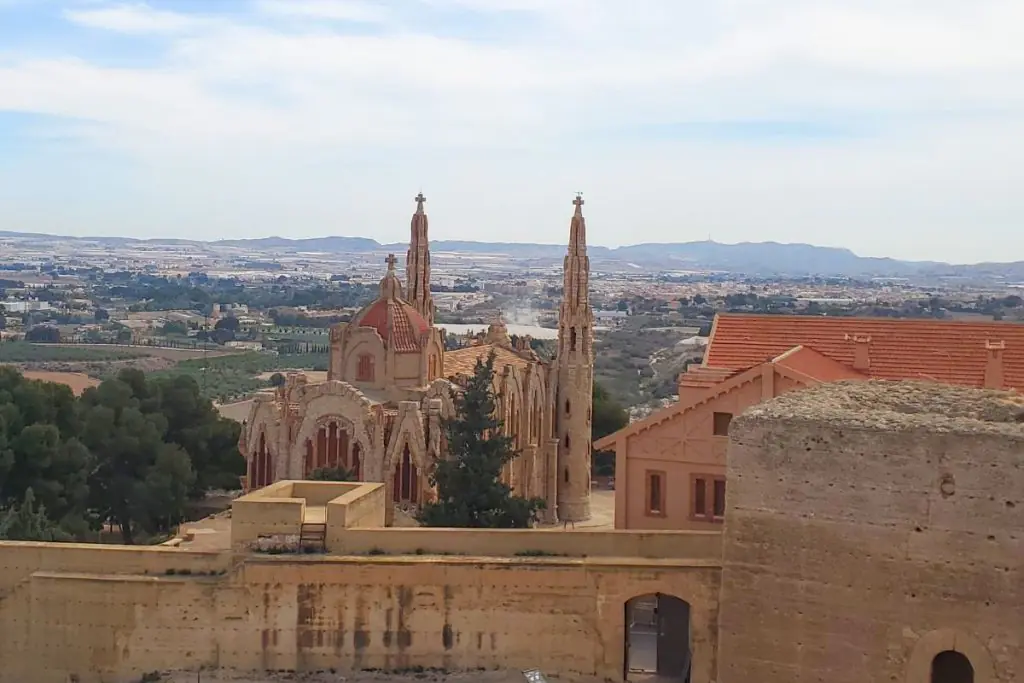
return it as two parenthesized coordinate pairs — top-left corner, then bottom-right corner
(717, 380), (1023, 683)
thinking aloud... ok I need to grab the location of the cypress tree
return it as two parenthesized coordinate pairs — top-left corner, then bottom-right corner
(418, 352), (544, 528)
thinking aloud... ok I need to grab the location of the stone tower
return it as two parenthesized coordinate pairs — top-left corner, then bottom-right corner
(555, 193), (594, 522)
(406, 192), (435, 326)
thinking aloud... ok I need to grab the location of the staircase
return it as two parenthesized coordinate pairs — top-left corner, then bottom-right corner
(299, 522), (327, 552)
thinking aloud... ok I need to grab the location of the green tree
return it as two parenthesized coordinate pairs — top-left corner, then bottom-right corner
(418, 353), (544, 528)
(0, 488), (71, 542)
(0, 368), (93, 536)
(79, 376), (196, 543)
(161, 320), (188, 336)
(269, 372), (286, 387)
(591, 382), (628, 477)
(214, 315), (240, 332)
(139, 371), (243, 494)
(309, 465), (355, 481)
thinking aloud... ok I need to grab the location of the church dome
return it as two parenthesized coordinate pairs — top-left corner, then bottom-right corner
(350, 254), (431, 353)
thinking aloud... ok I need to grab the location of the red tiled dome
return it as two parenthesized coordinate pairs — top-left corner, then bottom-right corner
(354, 297), (430, 353)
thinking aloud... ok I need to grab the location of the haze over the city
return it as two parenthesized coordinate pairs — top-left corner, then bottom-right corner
(1, 0), (1022, 263)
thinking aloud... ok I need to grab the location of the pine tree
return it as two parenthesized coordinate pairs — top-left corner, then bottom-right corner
(0, 488), (70, 542)
(418, 352), (544, 528)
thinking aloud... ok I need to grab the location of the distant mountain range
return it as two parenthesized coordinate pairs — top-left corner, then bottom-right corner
(1, 230), (1021, 280)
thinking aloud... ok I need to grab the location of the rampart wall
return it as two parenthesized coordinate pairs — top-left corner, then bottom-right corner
(717, 383), (1024, 683)
(0, 541), (722, 683)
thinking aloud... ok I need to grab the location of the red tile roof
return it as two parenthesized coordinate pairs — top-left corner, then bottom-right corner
(772, 345), (868, 382)
(354, 298), (429, 353)
(706, 314), (1024, 390)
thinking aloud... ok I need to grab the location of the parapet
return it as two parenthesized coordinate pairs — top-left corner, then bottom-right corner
(737, 379), (1024, 438)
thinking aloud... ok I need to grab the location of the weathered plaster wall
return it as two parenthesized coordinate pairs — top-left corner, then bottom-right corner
(616, 368), (806, 531)
(0, 544), (722, 683)
(328, 527), (722, 559)
(717, 382), (1024, 683)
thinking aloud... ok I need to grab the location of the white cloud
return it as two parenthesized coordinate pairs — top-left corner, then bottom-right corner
(254, 0), (391, 24)
(63, 3), (211, 34)
(1, 0), (1023, 261)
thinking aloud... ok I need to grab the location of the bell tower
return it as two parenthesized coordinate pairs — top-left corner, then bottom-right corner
(555, 193), (594, 522)
(406, 192), (435, 326)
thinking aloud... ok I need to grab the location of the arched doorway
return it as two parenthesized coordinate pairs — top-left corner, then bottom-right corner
(624, 593), (691, 682)
(932, 651), (974, 683)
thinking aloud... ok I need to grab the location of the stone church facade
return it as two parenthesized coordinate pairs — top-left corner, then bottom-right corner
(239, 194), (595, 523)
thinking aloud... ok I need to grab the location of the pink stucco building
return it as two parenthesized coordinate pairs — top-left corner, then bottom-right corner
(595, 313), (1024, 530)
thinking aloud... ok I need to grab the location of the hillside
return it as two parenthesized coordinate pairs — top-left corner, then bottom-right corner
(2, 230), (1022, 279)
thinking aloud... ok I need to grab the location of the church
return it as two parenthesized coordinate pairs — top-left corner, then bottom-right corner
(239, 194), (595, 523)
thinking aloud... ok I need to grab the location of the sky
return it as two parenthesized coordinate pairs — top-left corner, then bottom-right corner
(0, 0), (1022, 263)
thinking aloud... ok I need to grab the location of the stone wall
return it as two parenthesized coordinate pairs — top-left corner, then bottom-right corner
(717, 381), (1024, 683)
(0, 543), (722, 683)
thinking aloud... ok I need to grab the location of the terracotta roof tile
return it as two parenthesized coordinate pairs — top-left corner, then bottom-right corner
(706, 314), (1024, 390)
(354, 298), (429, 353)
(772, 345), (868, 382)
(444, 344), (531, 379)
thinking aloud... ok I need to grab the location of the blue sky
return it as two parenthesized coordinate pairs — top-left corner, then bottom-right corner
(1, 0), (1022, 263)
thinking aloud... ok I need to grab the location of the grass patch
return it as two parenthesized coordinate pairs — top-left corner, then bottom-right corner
(0, 342), (149, 363)
(141, 352), (329, 402)
(514, 549), (566, 557)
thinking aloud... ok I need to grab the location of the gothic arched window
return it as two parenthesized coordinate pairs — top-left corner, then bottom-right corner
(393, 445), (419, 504)
(356, 354), (375, 382)
(570, 327), (577, 351)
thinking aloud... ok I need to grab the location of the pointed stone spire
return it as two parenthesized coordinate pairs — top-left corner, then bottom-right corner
(555, 193), (594, 523)
(406, 192), (435, 325)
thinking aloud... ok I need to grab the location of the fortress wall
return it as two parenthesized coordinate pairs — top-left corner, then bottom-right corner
(0, 541), (229, 593)
(1, 552), (723, 683)
(329, 526), (723, 559)
(717, 401), (1024, 683)
(291, 481), (366, 506)
(326, 483), (387, 532)
(231, 495), (305, 547)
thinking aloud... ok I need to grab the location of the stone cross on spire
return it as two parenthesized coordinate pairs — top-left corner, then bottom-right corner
(407, 192), (435, 325)
(573, 193), (584, 216)
(385, 253), (398, 271)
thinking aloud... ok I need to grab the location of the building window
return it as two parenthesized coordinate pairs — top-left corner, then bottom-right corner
(570, 327), (577, 351)
(692, 474), (726, 522)
(564, 468), (569, 484)
(356, 354), (375, 382)
(645, 470), (666, 517)
(712, 411), (732, 436)
(564, 434), (570, 450)
(565, 399), (571, 415)
(393, 445), (419, 504)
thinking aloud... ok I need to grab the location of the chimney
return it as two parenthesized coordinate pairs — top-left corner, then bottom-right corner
(850, 334), (872, 371)
(984, 340), (1005, 389)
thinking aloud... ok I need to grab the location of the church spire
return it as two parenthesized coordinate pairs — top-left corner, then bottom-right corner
(406, 192), (435, 325)
(555, 192), (594, 523)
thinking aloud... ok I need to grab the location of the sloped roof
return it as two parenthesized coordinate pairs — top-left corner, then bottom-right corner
(594, 345), (837, 449)
(706, 313), (1024, 389)
(353, 298), (429, 353)
(444, 343), (532, 378)
(772, 345), (868, 382)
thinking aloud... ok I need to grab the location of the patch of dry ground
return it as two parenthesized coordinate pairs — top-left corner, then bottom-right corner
(19, 370), (100, 396)
(216, 399), (254, 423)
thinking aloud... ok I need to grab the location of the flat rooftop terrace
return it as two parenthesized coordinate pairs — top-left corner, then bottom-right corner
(743, 379), (1024, 436)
